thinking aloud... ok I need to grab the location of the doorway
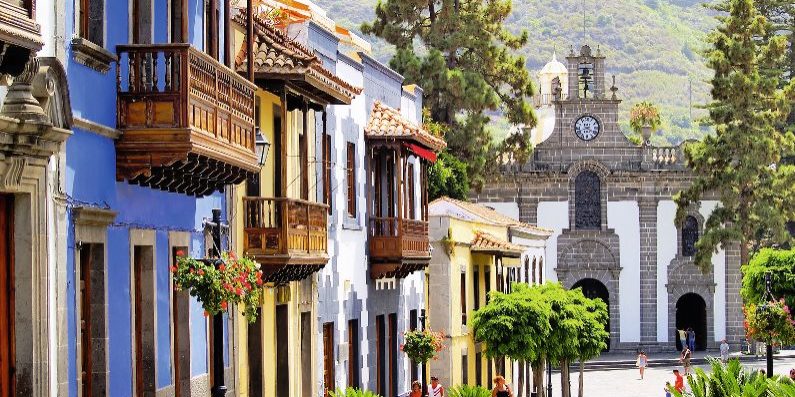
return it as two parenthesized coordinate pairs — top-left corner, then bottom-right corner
(675, 293), (707, 351)
(0, 195), (14, 396)
(572, 278), (610, 351)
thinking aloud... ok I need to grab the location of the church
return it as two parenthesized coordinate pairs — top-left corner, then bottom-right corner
(473, 45), (744, 352)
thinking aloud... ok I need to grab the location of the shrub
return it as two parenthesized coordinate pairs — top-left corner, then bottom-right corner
(448, 384), (491, 397)
(328, 387), (382, 397)
(401, 329), (445, 363)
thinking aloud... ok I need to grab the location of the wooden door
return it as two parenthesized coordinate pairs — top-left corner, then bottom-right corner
(0, 195), (14, 396)
(79, 245), (93, 397)
(388, 313), (397, 397)
(171, 247), (184, 397)
(133, 247), (144, 395)
(322, 323), (334, 397)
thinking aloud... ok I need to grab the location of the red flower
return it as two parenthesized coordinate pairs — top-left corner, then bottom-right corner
(256, 279), (263, 286)
(219, 264), (226, 272)
(236, 287), (243, 296)
(229, 251), (237, 260)
(197, 269), (205, 276)
(203, 310), (209, 318)
(170, 266), (177, 273)
(224, 283), (233, 291)
(221, 301), (228, 310)
(176, 250), (185, 257)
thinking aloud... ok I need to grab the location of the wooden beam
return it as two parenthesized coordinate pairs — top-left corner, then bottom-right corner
(280, 88), (288, 198)
(224, 0), (231, 67)
(210, 0), (219, 58)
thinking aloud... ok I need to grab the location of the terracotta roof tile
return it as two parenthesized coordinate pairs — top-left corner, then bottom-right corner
(471, 231), (526, 255)
(365, 101), (446, 152)
(233, 14), (361, 102)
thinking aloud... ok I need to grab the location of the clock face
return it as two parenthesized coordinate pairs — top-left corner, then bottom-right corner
(575, 115), (600, 141)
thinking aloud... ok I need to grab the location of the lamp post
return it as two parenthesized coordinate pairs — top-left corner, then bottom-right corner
(208, 208), (227, 397)
(255, 127), (271, 167)
(764, 272), (773, 378)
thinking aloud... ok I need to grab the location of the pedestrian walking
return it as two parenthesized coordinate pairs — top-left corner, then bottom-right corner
(673, 370), (684, 393)
(664, 382), (673, 397)
(429, 376), (445, 397)
(410, 381), (422, 397)
(720, 339), (729, 362)
(687, 328), (696, 351)
(677, 328), (687, 350)
(636, 351), (648, 379)
(680, 347), (692, 376)
(491, 376), (513, 397)
(789, 368), (795, 381)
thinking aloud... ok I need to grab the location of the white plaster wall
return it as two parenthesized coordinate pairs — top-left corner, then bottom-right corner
(482, 202), (520, 221)
(608, 201), (641, 343)
(536, 201), (569, 282)
(700, 201), (726, 342)
(656, 200), (677, 342)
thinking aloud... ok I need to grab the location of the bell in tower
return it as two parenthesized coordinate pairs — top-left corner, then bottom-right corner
(567, 44), (606, 100)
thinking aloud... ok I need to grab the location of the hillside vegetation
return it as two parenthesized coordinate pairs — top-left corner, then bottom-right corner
(317, 0), (717, 146)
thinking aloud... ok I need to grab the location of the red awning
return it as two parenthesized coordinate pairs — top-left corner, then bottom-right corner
(404, 142), (437, 163)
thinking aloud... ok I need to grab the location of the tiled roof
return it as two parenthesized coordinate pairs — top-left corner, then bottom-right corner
(233, 14), (361, 103)
(431, 197), (553, 235)
(365, 101), (447, 152)
(470, 231), (526, 255)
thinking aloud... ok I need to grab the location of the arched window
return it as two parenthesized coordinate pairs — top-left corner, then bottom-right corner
(682, 215), (699, 257)
(538, 258), (544, 284)
(575, 171), (601, 229)
(531, 257), (537, 284)
(524, 257), (530, 283)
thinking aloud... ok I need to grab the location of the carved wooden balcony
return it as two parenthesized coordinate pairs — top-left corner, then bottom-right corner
(0, 0), (42, 76)
(116, 44), (259, 196)
(243, 197), (329, 284)
(368, 217), (431, 279)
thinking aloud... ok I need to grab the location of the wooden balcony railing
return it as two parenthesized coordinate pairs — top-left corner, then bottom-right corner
(243, 197), (329, 283)
(368, 217), (431, 279)
(115, 44), (259, 196)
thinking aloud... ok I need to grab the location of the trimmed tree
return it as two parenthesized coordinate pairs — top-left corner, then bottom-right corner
(362, 0), (537, 191)
(675, 0), (795, 271)
(741, 248), (795, 320)
(471, 283), (552, 397)
(574, 290), (609, 397)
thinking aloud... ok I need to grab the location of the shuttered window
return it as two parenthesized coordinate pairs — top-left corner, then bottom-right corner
(346, 143), (356, 217)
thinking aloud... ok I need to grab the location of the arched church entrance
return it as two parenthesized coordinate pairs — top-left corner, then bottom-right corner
(675, 293), (707, 351)
(572, 278), (610, 351)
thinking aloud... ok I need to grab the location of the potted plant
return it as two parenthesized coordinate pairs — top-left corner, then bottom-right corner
(744, 299), (795, 347)
(401, 329), (446, 364)
(172, 250), (266, 322)
(629, 101), (662, 144)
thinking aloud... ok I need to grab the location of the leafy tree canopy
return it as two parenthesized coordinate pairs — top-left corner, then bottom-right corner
(741, 248), (795, 318)
(362, 0), (536, 190)
(428, 150), (470, 201)
(675, 0), (795, 270)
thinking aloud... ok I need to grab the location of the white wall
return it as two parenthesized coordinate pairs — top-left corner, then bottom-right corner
(482, 202), (520, 221)
(700, 201), (726, 342)
(656, 200), (677, 342)
(608, 201), (641, 343)
(537, 201), (569, 282)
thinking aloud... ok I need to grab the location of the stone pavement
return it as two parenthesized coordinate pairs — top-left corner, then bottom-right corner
(534, 351), (795, 397)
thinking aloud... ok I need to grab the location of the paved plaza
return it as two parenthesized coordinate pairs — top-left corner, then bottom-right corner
(541, 353), (795, 397)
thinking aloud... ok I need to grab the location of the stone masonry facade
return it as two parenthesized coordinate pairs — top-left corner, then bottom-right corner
(472, 45), (744, 352)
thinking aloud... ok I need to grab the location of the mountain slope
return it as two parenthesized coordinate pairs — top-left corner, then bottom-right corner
(316, 0), (717, 145)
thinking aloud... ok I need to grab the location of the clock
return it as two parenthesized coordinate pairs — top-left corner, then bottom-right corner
(574, 115), (600, 141)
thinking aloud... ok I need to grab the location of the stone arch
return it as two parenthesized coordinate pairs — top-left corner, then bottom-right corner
(567, 161), (609, 230)
(667, 286), (714, 351)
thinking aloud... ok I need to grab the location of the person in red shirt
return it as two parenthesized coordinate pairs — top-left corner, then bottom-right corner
(673, 369), (684, 393)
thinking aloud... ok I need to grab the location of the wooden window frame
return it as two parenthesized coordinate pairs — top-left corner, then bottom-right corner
(79, 0), (105, 45)
(346, 142), (356, 218)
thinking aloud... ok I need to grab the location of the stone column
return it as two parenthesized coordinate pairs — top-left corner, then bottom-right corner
(724, 242), (744, 346)
(638, 196), (658, 345)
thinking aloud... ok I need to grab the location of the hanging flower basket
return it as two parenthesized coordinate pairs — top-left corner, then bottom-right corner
(172, 250), (265, 323)
(400, 329), (445, 364)
(744, 299), (795, 345)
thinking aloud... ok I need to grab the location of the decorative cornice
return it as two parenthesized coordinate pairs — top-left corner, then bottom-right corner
(70, 37), (116, 74)
(73, 207), (117, 227)
(74, 117), (121, 140)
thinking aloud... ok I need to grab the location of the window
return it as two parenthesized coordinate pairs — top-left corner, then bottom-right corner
(323, 323), (335, 397)
(324, 134), (332, 213)
(575, 171), (601, 229)
(348, 319), (360, 388)
(388, 313), (398, 397)
(475, 352), (482, 387)
(276, 306), (289, 397)
(538, 258), (544, 284)
(171, 246), (190, 397)
(532, 258), (537, 284)
(524, 257), (530, 284)
(346, 142), (356, 217)
(79, 0), (104, 45)
(461, 354), (468, 384)
(407, 163), (415, 219)
(485, 269), (491, 304)
(409, 310), (419, 382)
(460, 272), (467, 325)
(682, 215), (699, 257)
(77, 243), (107, 397)
(473, 268), (480, 311)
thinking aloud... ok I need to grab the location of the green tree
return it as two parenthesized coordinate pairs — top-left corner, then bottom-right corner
(362, 0), (536, 191)
(471, 283), (551, 397)
(752, 0), (794, 89)
(675, 0), (795, 270)
(574, 292), (609, 397)
(741, 248), (795, 320)
(428, 150), (470, 200)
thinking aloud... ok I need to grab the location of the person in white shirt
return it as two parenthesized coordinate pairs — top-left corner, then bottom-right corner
(720, 339), (730, 362)
(428, 376), (445, 397)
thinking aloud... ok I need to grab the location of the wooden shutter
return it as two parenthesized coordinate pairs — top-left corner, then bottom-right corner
(323, 323), (335, 397)
(347, 319), (359, 388)
(376, 315), (385, 396)
(388, 313), (397, 397)
(324, 134), (332, 213)
(346, 143), (356, 217)
(460, 272), (467, 325)
(474, 268), (480, 311)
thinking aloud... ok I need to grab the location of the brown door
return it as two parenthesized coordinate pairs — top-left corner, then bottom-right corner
(0, 195), (14, 396)
(133, 247), (144, 395)
(322, 323), (335, 396)
(79, 245), (93, 397)
(171, 247), (185, 397)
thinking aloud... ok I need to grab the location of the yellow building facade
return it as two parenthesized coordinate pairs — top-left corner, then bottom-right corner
(428, 198), (551, 391)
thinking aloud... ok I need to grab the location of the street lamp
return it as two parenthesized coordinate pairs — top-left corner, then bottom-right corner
(764, 272), (774, 378)
(207, 208), (227, 397)
(255, 127), (271, 166)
